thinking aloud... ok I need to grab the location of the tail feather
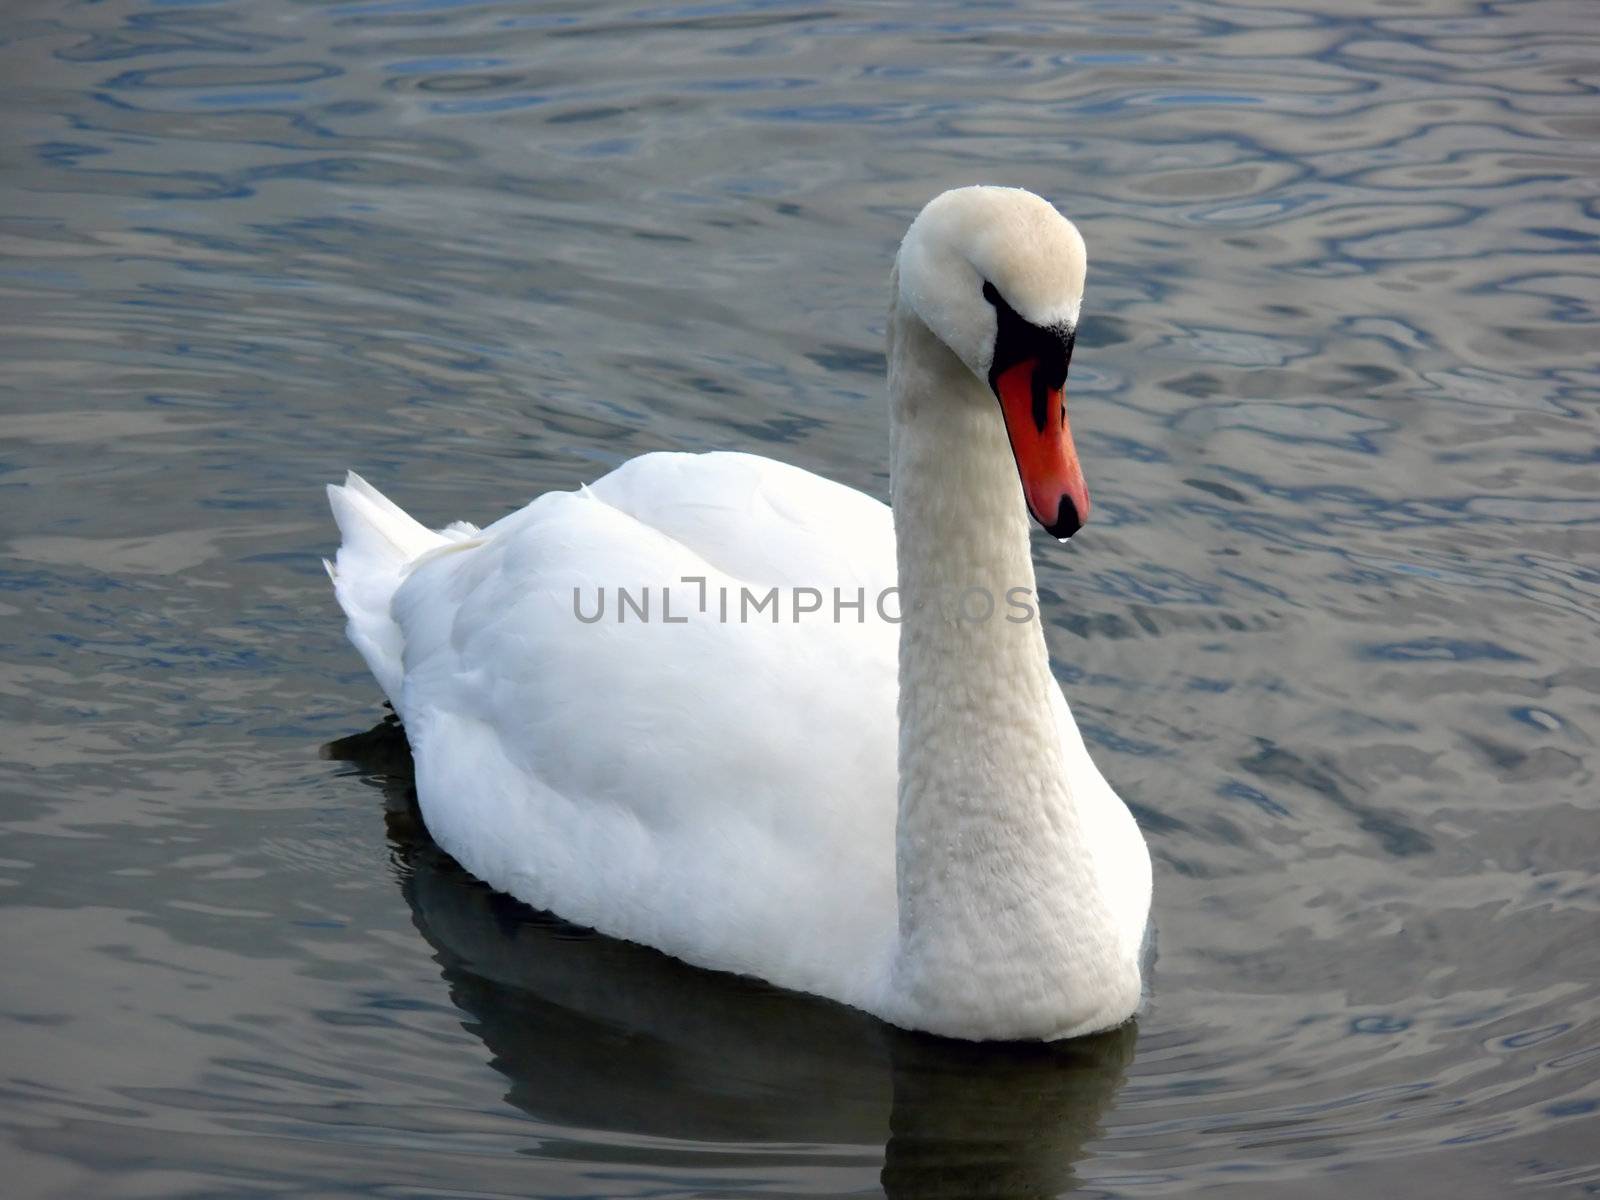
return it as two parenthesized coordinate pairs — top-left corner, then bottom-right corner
(327, 470), (442, 567)
(326, 472), (449, 705)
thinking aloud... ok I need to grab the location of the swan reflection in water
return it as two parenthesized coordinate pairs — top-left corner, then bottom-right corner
(326, 717), (1136, 1198)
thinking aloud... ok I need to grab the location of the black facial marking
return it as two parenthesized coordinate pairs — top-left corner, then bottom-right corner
(982, 279), (1075, 433)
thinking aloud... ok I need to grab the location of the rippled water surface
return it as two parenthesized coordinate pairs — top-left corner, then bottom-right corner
(4, 0), (1599, 1195)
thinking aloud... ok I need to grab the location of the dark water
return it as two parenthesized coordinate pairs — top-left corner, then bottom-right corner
(3, 0), (1598, 1194)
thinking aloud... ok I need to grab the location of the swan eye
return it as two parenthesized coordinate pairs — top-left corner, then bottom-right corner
(985, 282), (1074, 399)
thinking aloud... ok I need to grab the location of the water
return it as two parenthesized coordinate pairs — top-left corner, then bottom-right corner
(2, 0), (1597, 1194)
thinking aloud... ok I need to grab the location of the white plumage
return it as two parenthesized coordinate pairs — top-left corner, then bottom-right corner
(328, 186), (1152, 1040)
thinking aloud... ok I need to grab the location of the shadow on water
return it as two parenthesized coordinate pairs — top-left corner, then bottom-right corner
(324, 717), (1137, 1199)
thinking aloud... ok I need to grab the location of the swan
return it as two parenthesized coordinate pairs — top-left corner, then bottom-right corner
(325, 185), (1152, 1041)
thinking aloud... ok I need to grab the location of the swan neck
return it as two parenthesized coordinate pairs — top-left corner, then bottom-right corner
(885, 291), (1131, 1037)
(886, 295), (1065, 834)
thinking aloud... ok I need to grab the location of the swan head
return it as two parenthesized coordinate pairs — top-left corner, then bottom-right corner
(897, 185), (1090, 539)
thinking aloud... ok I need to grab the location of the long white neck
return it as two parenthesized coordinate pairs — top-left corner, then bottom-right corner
(884, 284), (1140, 1040)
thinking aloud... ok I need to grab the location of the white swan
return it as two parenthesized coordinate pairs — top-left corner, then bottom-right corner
(326, 186), (1152, 1041)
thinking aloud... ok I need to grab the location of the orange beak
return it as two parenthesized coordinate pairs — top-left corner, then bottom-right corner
(993, 357), (1091, 539)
